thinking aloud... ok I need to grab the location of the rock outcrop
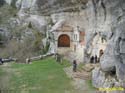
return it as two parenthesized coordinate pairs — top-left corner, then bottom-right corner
(1, 0), (125, 91)
(91, 0), (125, 91)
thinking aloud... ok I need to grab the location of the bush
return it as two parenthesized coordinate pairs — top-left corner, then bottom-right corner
(0, 29), (46, 63)
(0, 38), (36, 62)
(42, 41), (50, 54)
(0, 4), (17, 24)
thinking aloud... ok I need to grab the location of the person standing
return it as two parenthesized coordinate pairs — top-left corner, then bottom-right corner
(95, 55), (98, 63)
(26, 57), (30, 64)
(98, 49), (104, 62)
(90, 56), (94, 63)
(0, 58), (3, 64)
(73, 60), (77, 72)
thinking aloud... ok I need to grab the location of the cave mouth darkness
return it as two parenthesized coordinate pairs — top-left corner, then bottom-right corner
(109, 67), (116, 76)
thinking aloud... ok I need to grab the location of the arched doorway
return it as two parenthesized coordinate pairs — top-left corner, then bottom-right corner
(99, 49), (104, 57)
(58, 34), (70, 47)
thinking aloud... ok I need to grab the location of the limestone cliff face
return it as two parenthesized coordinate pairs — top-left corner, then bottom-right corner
(15, 0), (89, 30)
(16, 0), (88, 15)
(2, 0), (125, 89)
(91, 0), (125, 90)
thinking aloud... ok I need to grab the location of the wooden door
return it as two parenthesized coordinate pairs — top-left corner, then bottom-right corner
(58, 34), (70, 47)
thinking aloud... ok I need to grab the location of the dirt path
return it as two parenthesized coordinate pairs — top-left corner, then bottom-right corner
(64, 66), (96, 93)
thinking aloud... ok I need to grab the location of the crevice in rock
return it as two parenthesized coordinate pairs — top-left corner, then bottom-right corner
(101, 0), (107, 21)
(92, 0), (98, 19)
(117, 15), (123, 22)
(92, 0), (107, 21)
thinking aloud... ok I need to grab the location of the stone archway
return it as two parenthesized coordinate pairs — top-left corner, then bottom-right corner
(58, 34), (70, 47)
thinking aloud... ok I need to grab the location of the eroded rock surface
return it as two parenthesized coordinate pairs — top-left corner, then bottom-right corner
(1, 0), (125, 91)
(91, 0), (125, 91)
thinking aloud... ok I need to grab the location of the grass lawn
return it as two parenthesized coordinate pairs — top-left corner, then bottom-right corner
(8, 57), (75, 93)
(86, 80), (96, 91)
(0, 67), (3, 75)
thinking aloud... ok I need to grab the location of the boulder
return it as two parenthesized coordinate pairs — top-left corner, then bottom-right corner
(100, 55), (116, 72)
(92, 67), (118, 89)
(100, 38), (116, 71)
(116, 62), (125, 82)
(92, 67), (106, 88)
(103, 78), (117, 88)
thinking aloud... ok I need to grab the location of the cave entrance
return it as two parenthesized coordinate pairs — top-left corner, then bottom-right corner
(108, 67), (116, 76)
(58, 34), (70, 47)
(99, 49), (104, 57)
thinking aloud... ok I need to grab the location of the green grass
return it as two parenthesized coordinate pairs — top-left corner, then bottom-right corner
(61, 58), (72, 67)
(0, 67), (4, 75)
(0, 4), (17, 24)
(9, 57), (74, 93)
(86, 80), (96, 91)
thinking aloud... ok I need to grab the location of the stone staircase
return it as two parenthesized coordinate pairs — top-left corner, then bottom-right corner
(63, 66), (90, 91)
(63, 63), (99, 92)
(64, 63), (100, 81)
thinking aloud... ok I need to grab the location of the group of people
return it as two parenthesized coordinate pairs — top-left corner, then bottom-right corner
(73, 50), (104, 72)
(90, 50), (104, 63)
(56, 50), (104, 72)
(90, 55), (98, 63)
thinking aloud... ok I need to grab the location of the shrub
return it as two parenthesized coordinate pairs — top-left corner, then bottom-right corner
(0, 4), (17, 24)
